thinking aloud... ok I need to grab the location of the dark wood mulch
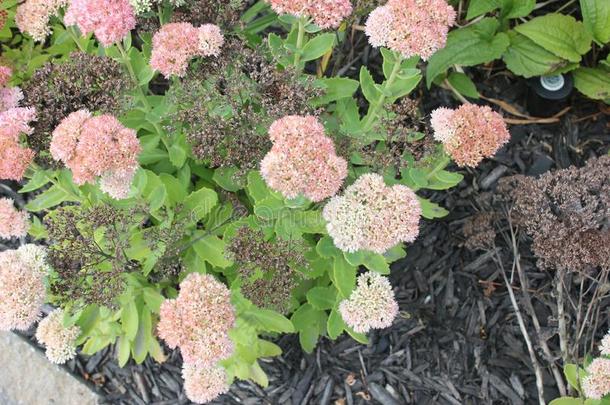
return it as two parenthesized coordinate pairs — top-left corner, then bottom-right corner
(4, 4), (609, 401)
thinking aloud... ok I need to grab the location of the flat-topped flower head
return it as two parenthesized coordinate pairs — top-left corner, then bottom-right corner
(0, 87), (24, 112)
(266, 0), (353, 29)
(50, 109), (141, 199)
(582, 358), (610, 400)
(365, 0), (456, 60)
(151, 22), (224, 77)
(35, 309), (81, 364)
(0, 65), (12, 87)
(64, 0), (136, 47)
(600, 331), (610, 357)
(0, 198), (29, 239)
(430, 104), (510, 168)
(339, 272), (399, 333)
(157, 273), (236, 366)
(323, 173), (421, 253)
(260, 115), (347, 202)
(0, 107), (37, 181)
(182, 364), (229, 404)
(198, 24), (224, 57)
(0, 244), (48, 331)
(15, 0), (68, 42)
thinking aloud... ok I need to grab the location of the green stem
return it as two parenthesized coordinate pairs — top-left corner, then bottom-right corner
(362, 54), (403, 133)
(67, 26), (86, 53)
(116, 42), (168, 145)
(426, 154), (451, 180)
(293, 17), (307, 67)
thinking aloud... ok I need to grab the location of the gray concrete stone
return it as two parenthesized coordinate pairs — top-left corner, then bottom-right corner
(0, 331), (100, 405)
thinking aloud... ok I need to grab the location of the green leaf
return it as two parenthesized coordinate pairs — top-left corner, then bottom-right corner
(427, 170), (465, 190)
(580, 0), (610, 44)
(503, 31), (578, 78)
(19, 171), (50, 193)
(313, 77), (360, 105)
(549, 398), (585, 405)
(360, 66), (382, 104)
(466, 0), (500, 19)
(332, 256), (357, 298)
(501, 0), (536, 19)
(257, 340), (283, 357)
(159, 173), (188, 206)
(143, 288), (164, 313)
(25, 185), (79, 212)
(117, 335), (131, 367)
(301, 33), (336, 62)
(418, 197), (449, 219)
(316, 236), (340, 258)
(212, 167), (243, 192)
(247, 170), (271, 203)
(192, 233), (233, 268)
(249, 362), (269, 387)
(147, 184), (166, 212)
(564, 363), (584, 392)
(447, 72), (480, 99)
(132, 307), (151, 364)
(183, 187), (218, 222)
(426, 18), (510, 87)
(247, 308), (295, 333)
(573, 66), (610, 100)
(327, 309), (346, 339)
(514, 14), (592, 63)
(307, 286), (336, 310)
(121, 301), (139, 341)
(168, 143), (187, 168)
(27, 215), (47, 240)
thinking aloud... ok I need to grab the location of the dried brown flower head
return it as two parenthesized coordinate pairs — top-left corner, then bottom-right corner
(45, 204), (144, 307)
(22, 52), (131, 165)
(498, 156), (610, 271)
(226, 226), (308, 314)
(462, 212), (497, 251)
(166, 39), (321, 175)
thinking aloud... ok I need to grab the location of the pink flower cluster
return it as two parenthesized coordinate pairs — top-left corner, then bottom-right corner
(365, 0), (456, 60)
(0, 107), (37, 181)
(15, 0), (68, 42)
(323, 173), (421, 253)
(182, 364), (230, 404)
(0, 66), (11, 87)
(158, 273), (235, 403)
(150, 22), (224, 77)
(35, 309), (81, 364)
(266, 0), (353, 29)
(600, 330), (610, 357)
(430, 104), (510, 168)
(0, 244), (48, 331)
(50, 109), (141, 199)
(0, 66), (24, 112)
(339, 272), (399, 334)
(260, 115), (347, 202)
(0, 198), (29, 239)
(583, 358), (610, 400)
(157, 273), (235, 365)
(64, 0), (136, 47)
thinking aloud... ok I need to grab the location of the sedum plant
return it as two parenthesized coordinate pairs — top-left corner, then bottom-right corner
(0, 0), (513, 402)
(550, 330), (610, 405)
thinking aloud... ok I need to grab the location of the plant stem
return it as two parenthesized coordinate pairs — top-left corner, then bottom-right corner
(67, 26), (86, 53)
(362, 54), (403, 133)
(293, 17), (307, 67)
(116, 42), (167, 144)
(426, 154), (451, 180)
